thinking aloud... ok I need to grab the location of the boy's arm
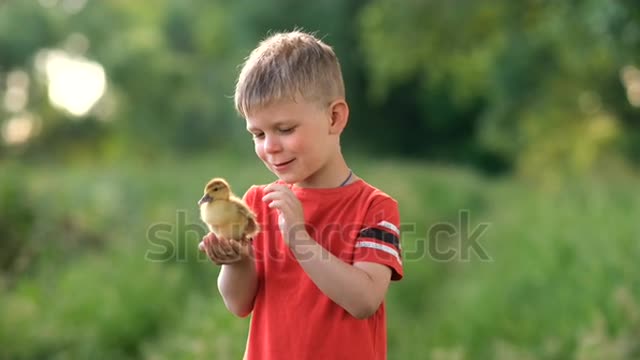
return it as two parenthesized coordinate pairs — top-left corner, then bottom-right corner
(201, 234), (258, 317)
(291, 233), (391, 319)
(217, 255), (258, 318)
(217, 185), (261, 318)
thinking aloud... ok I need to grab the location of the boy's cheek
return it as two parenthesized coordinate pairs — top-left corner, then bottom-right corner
(254, 146), (265, 160)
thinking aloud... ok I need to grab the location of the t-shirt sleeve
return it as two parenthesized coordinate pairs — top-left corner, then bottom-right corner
(353, 198), (403, 281)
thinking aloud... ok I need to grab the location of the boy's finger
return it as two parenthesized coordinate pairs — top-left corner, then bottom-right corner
(268, 199), (284, 209)
(266, 184), (294, 194)
(217, 237), (233, 252)
(215, 242), (238, 260)
(261, 191), (282, 203)
(200, 239), (231, 265)
(212, 246), (240, 264)
(210, 244), (226, 260)
(230, 240), (250, 257)
(204, 244), (217, 262)
(204, 235), (213, 248)
(208, 248), (230, 266)
(262, 183), (279, 194)
(204, 232), (217, 244)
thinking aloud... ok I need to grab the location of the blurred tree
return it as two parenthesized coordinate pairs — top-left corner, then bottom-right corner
(0, 0), (639, 175)
(359, 0), (640, 176)
(0, 0), (243, 160)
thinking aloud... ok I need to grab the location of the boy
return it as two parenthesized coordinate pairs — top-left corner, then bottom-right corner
(199, 30), (403, 360)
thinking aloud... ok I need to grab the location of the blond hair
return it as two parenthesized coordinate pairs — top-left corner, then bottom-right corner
(234, 30), (345, 117)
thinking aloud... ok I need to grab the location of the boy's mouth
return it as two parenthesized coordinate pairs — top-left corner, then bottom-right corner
(272, 158), (295, 169)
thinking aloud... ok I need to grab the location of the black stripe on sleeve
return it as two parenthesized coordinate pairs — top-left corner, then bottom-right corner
(359, 228), (400, 248)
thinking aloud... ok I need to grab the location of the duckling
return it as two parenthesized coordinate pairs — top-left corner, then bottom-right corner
(198, 178), (259, 243)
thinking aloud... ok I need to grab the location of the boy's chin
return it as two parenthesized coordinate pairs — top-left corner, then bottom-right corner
(280, 176), (299, 185)
(272, 172), (299, 184)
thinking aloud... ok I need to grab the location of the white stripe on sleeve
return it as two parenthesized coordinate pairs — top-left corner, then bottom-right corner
(355, 241), (402, 264)
(377, 220), (400, 235)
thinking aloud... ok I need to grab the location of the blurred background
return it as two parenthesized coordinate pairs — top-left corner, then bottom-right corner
(1, 0), (639, 359)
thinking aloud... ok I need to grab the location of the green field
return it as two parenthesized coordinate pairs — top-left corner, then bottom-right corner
(1, 155), (639, 359)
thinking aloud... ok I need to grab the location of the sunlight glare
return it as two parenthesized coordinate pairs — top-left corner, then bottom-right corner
(4, 70), (30, 113)
(620, 65), (640, 108)
(44, 50), (107, 117)
(2, 114), (39, 145)
(62, 0), (88, 14)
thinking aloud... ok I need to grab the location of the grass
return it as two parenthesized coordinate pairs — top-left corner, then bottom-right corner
(1, 153), (639, 359)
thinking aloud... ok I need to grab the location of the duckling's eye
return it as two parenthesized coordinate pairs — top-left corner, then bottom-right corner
(212, 186), (220, 191)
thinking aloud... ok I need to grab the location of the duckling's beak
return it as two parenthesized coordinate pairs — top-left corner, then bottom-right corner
(198, 194), (212, 206)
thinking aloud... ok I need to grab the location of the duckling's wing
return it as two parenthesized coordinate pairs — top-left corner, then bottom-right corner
(244, 213), (260, 239)
(231, 197), (260, 239)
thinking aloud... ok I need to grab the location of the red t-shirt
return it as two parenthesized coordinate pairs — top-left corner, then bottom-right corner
(242, 179), (403, 360)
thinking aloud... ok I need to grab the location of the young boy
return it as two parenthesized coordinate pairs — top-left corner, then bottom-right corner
(199, 30), (403, 360)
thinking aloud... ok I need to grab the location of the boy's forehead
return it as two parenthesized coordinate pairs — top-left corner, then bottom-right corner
(245, 99), (314, 129)
(246, 118), (294, 131)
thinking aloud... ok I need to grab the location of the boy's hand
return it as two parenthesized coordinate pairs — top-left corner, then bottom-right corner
(262, 184), (307, 247)
(199, 232), (250, 265)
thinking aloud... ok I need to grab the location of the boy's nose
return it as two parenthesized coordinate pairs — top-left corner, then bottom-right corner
(263, 135), (282, 154)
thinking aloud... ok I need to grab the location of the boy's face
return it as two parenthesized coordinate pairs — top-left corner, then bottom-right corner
(246, 98), (338, 186)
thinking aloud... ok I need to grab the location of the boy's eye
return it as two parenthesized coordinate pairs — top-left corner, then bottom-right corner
(252, 132), (265, 139)
(279, 127), (295, 134)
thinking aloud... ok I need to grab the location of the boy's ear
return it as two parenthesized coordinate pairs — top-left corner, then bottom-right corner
(328, 99), (349, 135)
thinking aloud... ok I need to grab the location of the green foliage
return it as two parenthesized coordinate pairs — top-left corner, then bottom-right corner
(3, 0), (637, 174)
(0, 253), (191, 359)
(0, 164), (35, 274)
(1, 156), (640, 358)
(388, 173), (640, 359)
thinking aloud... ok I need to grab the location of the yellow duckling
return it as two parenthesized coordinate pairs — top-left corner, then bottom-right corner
(198, 177), (259, 243)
